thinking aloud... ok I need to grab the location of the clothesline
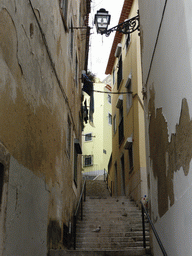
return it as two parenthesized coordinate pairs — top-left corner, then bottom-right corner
(92, 90), (133, 94)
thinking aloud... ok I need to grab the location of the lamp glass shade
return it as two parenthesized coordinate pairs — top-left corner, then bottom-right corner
(94, 8), (111, 34)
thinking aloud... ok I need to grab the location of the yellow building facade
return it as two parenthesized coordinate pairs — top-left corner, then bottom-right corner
(82, 82), (112, 179)
(106, 0), (147, 204)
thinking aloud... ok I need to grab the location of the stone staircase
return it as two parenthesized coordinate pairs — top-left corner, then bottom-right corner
(49, 180), (151, 256)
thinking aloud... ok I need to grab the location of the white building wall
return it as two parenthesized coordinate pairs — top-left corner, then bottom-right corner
(139, 1), (192, 255)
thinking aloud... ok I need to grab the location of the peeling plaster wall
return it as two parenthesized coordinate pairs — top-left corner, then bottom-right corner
(0, 0), (86, 255)
(139, 0), (192, 255)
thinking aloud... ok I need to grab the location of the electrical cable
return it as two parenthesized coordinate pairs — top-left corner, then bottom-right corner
(145, 0), (168, 87)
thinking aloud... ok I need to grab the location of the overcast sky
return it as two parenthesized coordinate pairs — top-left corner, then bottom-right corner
(88, 0), (124, 81)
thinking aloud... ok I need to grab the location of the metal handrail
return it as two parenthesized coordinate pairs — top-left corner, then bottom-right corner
(73, 180), (86, 250)
(140, 201), (168, 256)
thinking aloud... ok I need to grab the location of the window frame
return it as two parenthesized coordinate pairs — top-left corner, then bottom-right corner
(108, 113), (112, 125)
(70, 20), (74, 59)
(60, 0), (68, 30)
(67, 116), (72, 157)
(119, 104), (124, 145)
(113, 114), (117, 135)
(108, 94), (111, 104)
(125, 33), (131, 52)
(128, 143), (134, 174)
(84, 133), (92, 142)
(126, 75), (132, 113)
(83, 155), (93, 167)
(73, 145), (78, 187)
(117, 55), (123, 90)
(75, 54), (79, 88)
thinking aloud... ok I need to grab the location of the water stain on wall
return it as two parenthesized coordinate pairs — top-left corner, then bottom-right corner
(0, 8), (22, 84)
(148, 86), (191, 217)
(47, 220), (61, 249)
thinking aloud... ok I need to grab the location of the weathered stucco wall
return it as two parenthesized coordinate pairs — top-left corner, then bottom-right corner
(140, 0), (192, 255)
(0, 0), (87, 254)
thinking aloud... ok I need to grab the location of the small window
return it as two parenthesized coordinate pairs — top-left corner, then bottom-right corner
(84, 155), (93, 167)
(113, 115), (117, 135)
(75, 54), (79, 87)
(70, 20), (74, 59)
(128, 143), (134, 174)
(112, 68), (115, 87)
(85, 133), (92, 142)
(60, 0), (68, 29)
(67, 116), (71, 157)
(108, 94), (111, 104)
(108, 113), (112, 125)
(126, 75), (132, 112)
(125, 33), (131, 51)
(74, 145), (78, 186)
(117, 55), (123, 90)
(119, 105), (124, 144)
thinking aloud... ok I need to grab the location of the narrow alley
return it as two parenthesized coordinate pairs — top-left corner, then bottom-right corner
(50, 180), (151, 256)
(0, 0), (192, 255)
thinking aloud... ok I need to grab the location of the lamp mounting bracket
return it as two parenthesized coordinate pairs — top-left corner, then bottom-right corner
(102, 10), (140, 37)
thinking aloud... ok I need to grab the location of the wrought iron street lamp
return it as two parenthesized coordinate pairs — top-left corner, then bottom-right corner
(94, 8), (111, 34)
(94, 9), (140, 36)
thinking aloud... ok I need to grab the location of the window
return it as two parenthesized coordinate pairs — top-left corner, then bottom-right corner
(125, 33), (131, 51)
(128, 143), (134, 174)
(84, 155), (93, 167)
(67, 116), (71, 156)
(113, 68), (115, 86)
(74, 146), (78, 186)
(85, 133), (92, 142)
(119, 105), (124, 145)
(108, 113), (112, 125)
(126, 75), (132, 112)
(60, 0), (68, 29)
(113, 114), (117, 135)
(117, 55), (123, 90)
(75, 54), (78, 87)
(73, 139), (82, 187)
(70, 20), (74, 59)
(108, 94), (111, 104)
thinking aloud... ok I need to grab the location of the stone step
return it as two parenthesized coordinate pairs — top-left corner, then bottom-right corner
(76, 226), (149, 232)
(76, 217), (146, 223)
(82, 208), (140, 213)
(76, 231), (149, 238)
(77, 234), (150, 240)
(69, 181), (151, 255)
(81, 210), (141, 214)
(76, 240), (150, 247)
(49, 248), (151, 256)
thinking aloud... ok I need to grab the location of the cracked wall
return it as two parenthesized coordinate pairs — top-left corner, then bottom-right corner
(149, 86), (192, 217)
